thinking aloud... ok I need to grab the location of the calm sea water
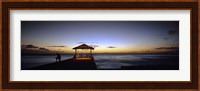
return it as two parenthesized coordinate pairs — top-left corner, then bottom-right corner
(21, 53), (179, 70)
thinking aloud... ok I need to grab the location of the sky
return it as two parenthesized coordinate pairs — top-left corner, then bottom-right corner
(21, 21), (179, 54)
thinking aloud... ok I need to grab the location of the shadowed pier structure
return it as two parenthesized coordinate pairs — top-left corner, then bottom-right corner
(29, 44), (97, 70)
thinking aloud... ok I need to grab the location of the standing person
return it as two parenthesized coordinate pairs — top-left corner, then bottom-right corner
(56, 53), (61, 62)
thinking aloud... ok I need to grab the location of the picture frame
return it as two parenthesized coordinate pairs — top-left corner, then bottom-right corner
(2, 2), (198, 89)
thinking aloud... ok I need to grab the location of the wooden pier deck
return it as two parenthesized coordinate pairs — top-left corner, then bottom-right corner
(28, 59), (97, 70)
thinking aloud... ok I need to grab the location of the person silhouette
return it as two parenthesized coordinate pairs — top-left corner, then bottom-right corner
(56, 53), (61, 62)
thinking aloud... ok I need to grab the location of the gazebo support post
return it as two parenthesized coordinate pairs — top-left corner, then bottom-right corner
(75, 49), (77, 54)
(74, 49), (77, 60)
(90, 49), (92, 54)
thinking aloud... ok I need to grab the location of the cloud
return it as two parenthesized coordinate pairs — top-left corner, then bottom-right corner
(107, 46), (116, 48)
(154, 47), (179, 54)
(21, 44), (51, 54)
(164, 38), (169, 40)
(155, 47), (179, 50)
(78, 42), (85, 44)
(47, 46), (66, 47)
(39, 48), (49, 51)
(22, 44), (38, 49)
(168, 30), (178, 35)
(90, 45), (99, 48)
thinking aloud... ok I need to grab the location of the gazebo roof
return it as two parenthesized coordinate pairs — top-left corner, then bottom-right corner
(73, 44), (94, 50)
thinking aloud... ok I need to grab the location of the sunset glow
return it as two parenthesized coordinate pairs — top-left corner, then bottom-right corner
(21, 21), (179, 54)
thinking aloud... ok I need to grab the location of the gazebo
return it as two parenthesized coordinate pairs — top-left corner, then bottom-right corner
(73, 44), (94, 61)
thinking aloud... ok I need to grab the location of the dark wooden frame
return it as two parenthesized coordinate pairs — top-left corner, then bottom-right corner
(2, 2), (198, 89)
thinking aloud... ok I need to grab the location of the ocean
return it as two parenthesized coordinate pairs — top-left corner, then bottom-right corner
(21, 53), (179, 70)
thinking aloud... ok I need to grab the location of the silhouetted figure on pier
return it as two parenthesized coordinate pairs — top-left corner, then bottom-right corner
(56, 53), (61, 62)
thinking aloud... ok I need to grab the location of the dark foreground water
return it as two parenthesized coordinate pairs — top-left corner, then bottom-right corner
(21, 53), (179, 70)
